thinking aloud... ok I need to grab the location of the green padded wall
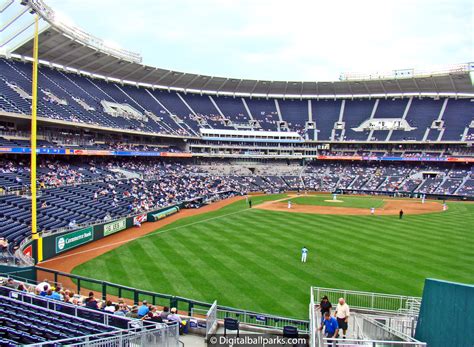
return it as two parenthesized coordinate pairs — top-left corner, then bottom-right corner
(415, 278), (474, 347)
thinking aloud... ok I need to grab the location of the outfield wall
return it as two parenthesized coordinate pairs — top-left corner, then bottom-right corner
(14, 204), (182, 264)
(415, 279), (474, 347)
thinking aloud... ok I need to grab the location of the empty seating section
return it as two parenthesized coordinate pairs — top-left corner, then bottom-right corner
(181, 94), (225, 129)
(244, 98), (279, 131)
(312, 100), (342, 141)
(278, 100), (308, 135)
(441, 99), (472, 141)
(0, 289), (117, 346)
(341, 100), (373, 141)
(150, 90), (199, 134)
(372, 99), (407, 140)
(0, 58), (472, 140)
(212, 96), (250, 127)
(390, 99), (442, 141)
(374, 99), (408, 118)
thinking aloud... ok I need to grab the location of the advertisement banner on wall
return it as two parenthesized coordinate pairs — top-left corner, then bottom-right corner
(22, 245), (33, 257)
(133, 214), (147, 226)
(103, 219), (127, 236)
(150, 206), (180, 221)
(55, 227), (94, 253)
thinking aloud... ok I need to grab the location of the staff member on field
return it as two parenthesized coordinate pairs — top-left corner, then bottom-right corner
(334, 297), (350, 339)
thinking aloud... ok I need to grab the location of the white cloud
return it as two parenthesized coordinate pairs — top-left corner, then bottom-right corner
(45, 0), (473, 80)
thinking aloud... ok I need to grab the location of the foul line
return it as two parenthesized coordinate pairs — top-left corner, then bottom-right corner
(39, 207), (253, 264)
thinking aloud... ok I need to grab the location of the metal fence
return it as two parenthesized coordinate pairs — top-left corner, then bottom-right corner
(3, 286), (130, 329)
(35, 267), (309, 332)
(310, 287), (426, 347)
(191, 306), (309, 334)
(25, 324), (180, 347)
(367, 314), (418, 338)
(206, 300), (218, 341)
(312, 286), (422, 315)
(359, 314), (422, 344)
(215, 308), (309, 333)
(309, 288), (321, 347)
(321, 338), (427, 347)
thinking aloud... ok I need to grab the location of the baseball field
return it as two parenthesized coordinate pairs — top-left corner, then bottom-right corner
(70, 194), (474, 319)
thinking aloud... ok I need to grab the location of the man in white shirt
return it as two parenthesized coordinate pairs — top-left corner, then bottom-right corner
(35, 279), (50, 294)
(334, 298), (350, 338)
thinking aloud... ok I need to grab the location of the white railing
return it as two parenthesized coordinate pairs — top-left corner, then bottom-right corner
(312, 286), (422, 315)
(340, 63), (473, 81)
(206, 300), (218, 341)
(191, 307), (309, 334)
(321, 338), (426, 347)
(26, 324), (179, 347)
(309, 288), (318, 347)
(360, 314), (421, 343)
(366, 314), (418, 338)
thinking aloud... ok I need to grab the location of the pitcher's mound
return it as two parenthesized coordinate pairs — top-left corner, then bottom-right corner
(324, 199), (344, 203)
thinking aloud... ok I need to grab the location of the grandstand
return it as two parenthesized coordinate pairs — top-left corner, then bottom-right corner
(0, 0), (473, 346)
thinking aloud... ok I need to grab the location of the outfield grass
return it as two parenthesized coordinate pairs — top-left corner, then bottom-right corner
(72, 195), (474, 319)
(291, 194), (386, 209)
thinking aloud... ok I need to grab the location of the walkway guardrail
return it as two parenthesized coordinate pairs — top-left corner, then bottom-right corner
(35, 267), (309, 332)
(25, 324), (179, 347)
(206, 300), (218, 341)
(359, 314), (422, 344)
(321, 338), (427, 347)
(192, 306), (309, 334)
(312, 286), (421, 315)
(1, 285), (129, 329)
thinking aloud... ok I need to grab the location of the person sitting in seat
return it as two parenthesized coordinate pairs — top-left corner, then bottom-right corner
(160, 306), (171, 320)
(85, 292), (98, 310)
(137, 300), (149, 318)
(167, 307), (182, 323)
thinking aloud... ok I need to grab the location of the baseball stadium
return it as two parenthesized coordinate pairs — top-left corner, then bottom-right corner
(0, 1), (473, 346)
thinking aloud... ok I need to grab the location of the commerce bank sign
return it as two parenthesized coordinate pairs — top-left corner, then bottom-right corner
(55, 227), (94, 253)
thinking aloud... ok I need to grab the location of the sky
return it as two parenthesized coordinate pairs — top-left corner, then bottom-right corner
(44, 0), (473, 81)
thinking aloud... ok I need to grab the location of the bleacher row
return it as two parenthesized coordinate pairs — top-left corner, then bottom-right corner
(0, 284), (135, 346)
(0, 158), (472, 255)
(1, 58), (473, 141)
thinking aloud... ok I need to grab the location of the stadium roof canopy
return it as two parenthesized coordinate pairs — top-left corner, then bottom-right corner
(3, 0), (474, 98)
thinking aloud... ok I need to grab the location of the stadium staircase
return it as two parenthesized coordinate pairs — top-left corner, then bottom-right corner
(453, 175), (470, 195)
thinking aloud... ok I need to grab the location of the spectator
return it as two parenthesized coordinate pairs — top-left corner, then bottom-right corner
(127, 305), (139, 319)
(137, 300), (149, 318)
(318, 296), (332, 327)
(35, 279), (50, 293)
(160, 306), (170, 320)
(4, 278), (16, 288)
(334, 298), (350, 339)
(39, 284), (49, 297)
(114, 304), (129, 316)
(0, 238), (8, 252)
(85, 292), (98, 310)
(17, 283), (27, 292)
(49, 287), (62, 301)
(320, 311), (339, 342)
(143, 306), (163, 322)
(104, 300), (115, 313)
(167, 307), (182, 323)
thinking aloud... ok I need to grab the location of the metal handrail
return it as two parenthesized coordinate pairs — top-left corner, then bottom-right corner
(312, 286), (421, 315)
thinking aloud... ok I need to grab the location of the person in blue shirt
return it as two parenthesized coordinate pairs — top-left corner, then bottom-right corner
(319, 311), (339, 341)
(137, 300), (149, 318)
